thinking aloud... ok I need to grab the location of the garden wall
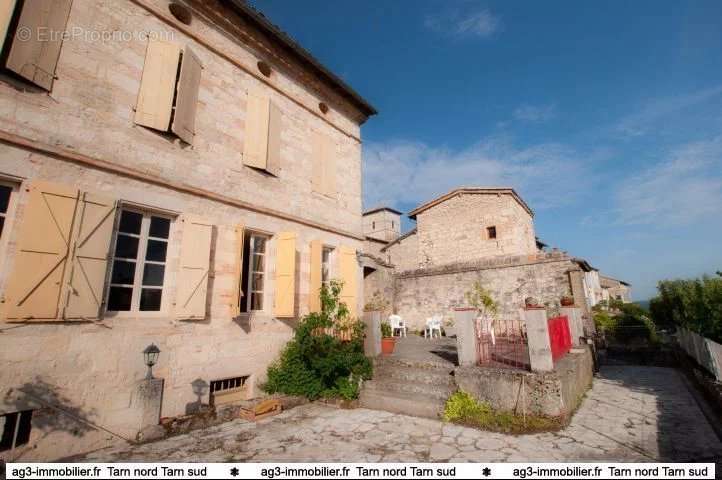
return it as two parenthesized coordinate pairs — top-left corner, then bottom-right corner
(677, 328), (722, 381)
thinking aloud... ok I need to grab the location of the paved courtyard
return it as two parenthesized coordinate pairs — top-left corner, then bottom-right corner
(80, 366), (722, 462)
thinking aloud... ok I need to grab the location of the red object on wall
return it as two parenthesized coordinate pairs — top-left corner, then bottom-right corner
(548, 315), (572, 362)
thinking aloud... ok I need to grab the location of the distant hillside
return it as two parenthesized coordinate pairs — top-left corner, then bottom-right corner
(635, 299), (651, 311)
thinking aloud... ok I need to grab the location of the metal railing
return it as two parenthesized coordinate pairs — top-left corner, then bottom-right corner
(476, 317), (530, 370)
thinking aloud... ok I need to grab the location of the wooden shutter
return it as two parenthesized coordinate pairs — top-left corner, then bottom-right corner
(64, 192), (116, 320)
(308, 239), (322, 313)
(176, 215), (213, 320)
(231, 223), (244, 316)
(0, 0), (17, 54)
(243, 90), (270, 170)
(4, 181), (78, 321)
(339, 245), (358, 319)
(5, 0), (72, 90)
(311, 132), (336, 197)
(273, 231), (296, 318)
(171, 46), (202, 145)
(134, 40), (181, 131)
(266, 101), (281, 176)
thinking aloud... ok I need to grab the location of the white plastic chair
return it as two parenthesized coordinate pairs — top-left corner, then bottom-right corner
(425, 315), (442, 339)
(476, 315), (496, 345)
(388, 314), (407, 337)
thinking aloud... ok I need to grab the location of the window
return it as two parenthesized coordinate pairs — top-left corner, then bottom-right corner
(321, 247), (334, 288)
(0, 410), (32, 452)
(0, 181), (15, 240)
(107, 209), (172, 312)
(0, 1), (72, 90)
(392, 220), (395, 229)
(210, 375), (250, 407)
(487, 226), (497, 239)
(240, 232), (268, 312)
(372, 221), (375, 230)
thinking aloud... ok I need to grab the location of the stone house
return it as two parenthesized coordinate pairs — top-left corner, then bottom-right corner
(363, 188), (594, 331)
(600, 275), (632, 303)
(0, 0), (375, 460)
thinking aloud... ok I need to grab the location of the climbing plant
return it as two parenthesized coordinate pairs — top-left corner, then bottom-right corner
(264, 280), (372, 400)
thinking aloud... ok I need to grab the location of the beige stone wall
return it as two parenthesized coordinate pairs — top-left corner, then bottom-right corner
(415, 193), (536, 267)
(393, 254), (575, 331)
(363, 238), (388, 258)
(384, 230), (419, 271)
(363, 210), (400, 242)
(0, 0), (366, 460)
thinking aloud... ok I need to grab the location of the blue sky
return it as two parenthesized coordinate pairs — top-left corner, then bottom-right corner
(254, 0), (722, 300)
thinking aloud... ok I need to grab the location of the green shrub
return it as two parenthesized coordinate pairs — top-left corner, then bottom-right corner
(443, 391), (561, 433)
(651, 276), (722, 342)
(263, 280), (372, 400)
(380, 321), (392, 338)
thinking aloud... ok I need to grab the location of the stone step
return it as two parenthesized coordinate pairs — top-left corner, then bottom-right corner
(373, 362), (456, 387)
(362, 379), (456, 403)
(359, 388), (446, 420)
(373, 355), (455, 373)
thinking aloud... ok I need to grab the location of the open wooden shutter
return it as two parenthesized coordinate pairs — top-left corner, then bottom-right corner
(134, 40), (181, 131)
(176, 215), (213, 320)
(231, 223), (244, 316)
(266, 101), (282, 176)
(64, 192), (116, 320)
(273, 231), (296, 317)
(5, 0), (72, 90)
(0, 0), (17, 54)
(171, 46), (202, 145)
(339, 245), (358, 319)
(4, 181), (78, 321)
(243, 90), (270, 170)
(308, 239), (322, 313)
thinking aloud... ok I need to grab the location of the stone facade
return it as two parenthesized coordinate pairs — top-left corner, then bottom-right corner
(362, 207), (401, 243)
(600, 276), (632, 303)
(382, 229), (419, 272)
(412, 190), (537, 268)
(0, 0), (373, 460)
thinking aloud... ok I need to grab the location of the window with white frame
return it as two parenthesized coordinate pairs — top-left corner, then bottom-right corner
(240, 232), (268, 312)
(321, 246), (333, 288)
(107, 209), (172, 312)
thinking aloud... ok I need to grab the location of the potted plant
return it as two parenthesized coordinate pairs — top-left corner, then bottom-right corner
(443, 317), (457, 337)
(380, 321), (395, 354)
(524, 296), (542, 308)
(560, 295), (575, 307)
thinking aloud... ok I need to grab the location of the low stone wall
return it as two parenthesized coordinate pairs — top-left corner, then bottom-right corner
(454, 347), (593, 419)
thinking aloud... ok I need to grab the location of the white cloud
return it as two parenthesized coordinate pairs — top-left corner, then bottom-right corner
(614, 136), (722, 226)
(425, 8), (502, 38)
(363, 137), (593, 211)
(615, 84), (722, 137)
(513, 104), (557, 123)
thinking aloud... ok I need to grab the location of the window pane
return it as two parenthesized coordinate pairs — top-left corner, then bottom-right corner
(252, 254), (264, 272)
(118, 210), (142, 234)
(252, 236), (266, 254)
(251, 292), (263, 310)
(0, 412), (18, 451)
(140, 289), (162, 311)
(149, 216), (170, 239)
(0, 216), (4, 239)
(15, 411), (32, 447)
(251, 273), (264, 291)
(0, 185), (11, 213)
(142, 264), (165, 286)
(322, 264), (329, 283)
(107, 287), (133, 311)
(114, 235), (139, 259)
(145, 240), (167, 262)
(110, 260), (135, 285)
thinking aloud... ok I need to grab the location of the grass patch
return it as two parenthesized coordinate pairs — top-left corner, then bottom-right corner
(443, 391), (562, 434)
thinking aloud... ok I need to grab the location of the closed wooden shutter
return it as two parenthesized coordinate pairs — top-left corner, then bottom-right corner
(231, 223), (244, 316)
(308, 239), (322, 313)
(134, 40), (181, 131)
(273, 231), (296, 318)
(176, 215), (213, 320)
(243, 90), (270, 170)
(0, 0), (17, 54)
(311, 131), (335, 197)
(339, 245), (358, 319)
(4, 181), (78, 321)
(171, 46), (202, 145)
(5, 0), (72, 90)
(266, 101), (282, 176)
(64, 192), (116, 320)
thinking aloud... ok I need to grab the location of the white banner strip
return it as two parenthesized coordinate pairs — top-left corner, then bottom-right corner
(4, 462), (715, 479)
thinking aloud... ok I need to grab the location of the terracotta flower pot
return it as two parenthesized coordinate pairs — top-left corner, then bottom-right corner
(381, 337), (396, 355)
(560, 297), (575, 306)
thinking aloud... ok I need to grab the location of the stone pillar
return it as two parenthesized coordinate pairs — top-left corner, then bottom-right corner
(523, 307), (554, 372)
(363, 311), (382, 357)
(454, 308), (478, 367)
(133, 378), (164, 442)
(560, 306), (584, 345)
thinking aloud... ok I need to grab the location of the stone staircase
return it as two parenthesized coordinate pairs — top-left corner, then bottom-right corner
(359, 356), (457, 419)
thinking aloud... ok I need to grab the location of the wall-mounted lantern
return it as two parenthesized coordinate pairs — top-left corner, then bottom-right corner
(143, 343), (161, 379)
